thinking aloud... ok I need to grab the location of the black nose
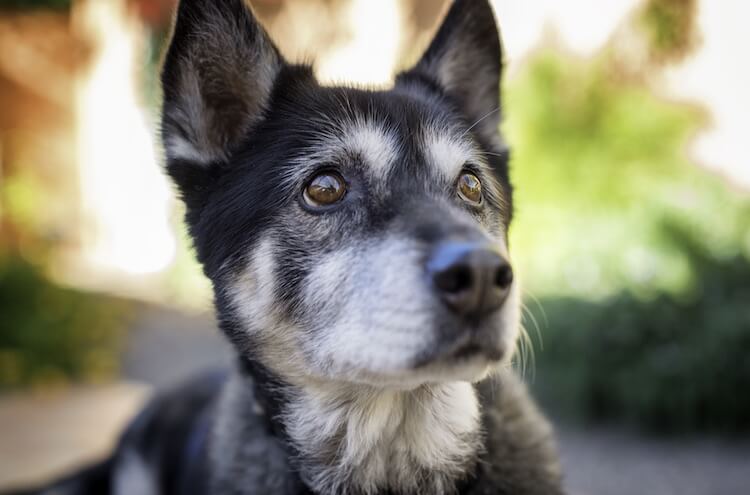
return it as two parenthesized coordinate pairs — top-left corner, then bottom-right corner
(428, 242), (513, 319)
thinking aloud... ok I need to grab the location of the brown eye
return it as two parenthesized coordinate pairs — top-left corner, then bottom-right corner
(304, 171), (347, 207)
(457, 172), (482, 205)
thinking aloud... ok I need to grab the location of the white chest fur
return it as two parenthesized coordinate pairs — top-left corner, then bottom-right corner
(285, 381), (481, 495)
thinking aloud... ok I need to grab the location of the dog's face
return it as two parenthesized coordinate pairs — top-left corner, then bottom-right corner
(161, 0), (519, 388)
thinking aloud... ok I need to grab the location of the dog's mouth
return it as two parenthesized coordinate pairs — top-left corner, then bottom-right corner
(451, 340), (504, 362)
(413, 325), (507, 370)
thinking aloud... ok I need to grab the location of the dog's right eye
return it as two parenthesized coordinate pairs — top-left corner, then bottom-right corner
(303, 172), (347, 208)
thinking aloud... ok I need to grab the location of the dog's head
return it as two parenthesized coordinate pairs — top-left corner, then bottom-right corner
(161, 0), (519, 388)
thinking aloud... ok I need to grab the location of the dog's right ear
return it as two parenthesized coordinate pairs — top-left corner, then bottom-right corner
(397, 0), (503, 150)
(160, 0), (283, 198)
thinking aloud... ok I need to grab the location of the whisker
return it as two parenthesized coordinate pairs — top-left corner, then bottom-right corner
(525, 290), (549, 329)
(513, 324), (528, 379)
(460, 107), (500, 138)
(520, 324), (536, 383)
(521, 302), (544, 352)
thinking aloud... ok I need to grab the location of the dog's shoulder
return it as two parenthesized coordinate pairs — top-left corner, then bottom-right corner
(465, 372), (565, 495)
(102, 366), (303, 495)
(110, 369), (226, 495)
(207, 368), (307, 495)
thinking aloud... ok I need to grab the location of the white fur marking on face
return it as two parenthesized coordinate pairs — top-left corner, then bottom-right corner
(300, 237), (435, 381)
(227, 237), (277, 335)
(344, 120), (399, 179)
(227, 237), (317, 381)
(283, 118), (399, 190)
(422, 127), (477, 181)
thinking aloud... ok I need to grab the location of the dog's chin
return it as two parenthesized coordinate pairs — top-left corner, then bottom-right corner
(324, 344), (509, 391)
(333, 357), (499, 390)
(292, 307), (520, 390)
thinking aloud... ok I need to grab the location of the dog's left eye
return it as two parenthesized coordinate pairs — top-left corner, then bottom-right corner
(457, 172), (483, 205)
(303, 171), (347, 207)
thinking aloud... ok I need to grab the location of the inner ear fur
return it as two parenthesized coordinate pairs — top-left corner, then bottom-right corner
(160, 0), (284, 170)
(397, 0), (504, 148)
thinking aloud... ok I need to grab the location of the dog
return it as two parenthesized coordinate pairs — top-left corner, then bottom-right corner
(16, 0), (565, 494)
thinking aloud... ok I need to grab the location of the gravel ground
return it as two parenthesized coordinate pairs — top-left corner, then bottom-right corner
(1, 305), (748, 493)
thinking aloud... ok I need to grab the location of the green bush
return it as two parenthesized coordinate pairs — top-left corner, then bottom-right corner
(529, 225), (750, 434)
(0, 256), (130, 388)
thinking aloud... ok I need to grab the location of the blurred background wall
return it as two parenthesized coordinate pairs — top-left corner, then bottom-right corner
(0, 0), (748, 494)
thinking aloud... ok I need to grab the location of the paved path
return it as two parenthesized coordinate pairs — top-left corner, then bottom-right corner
(558, 424), (750, 495)
(120, 304), (232, 390)
(0, 383), (148, 490)
(1, 306), (748, 493)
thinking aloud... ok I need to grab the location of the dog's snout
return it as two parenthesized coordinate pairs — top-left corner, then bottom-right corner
(428, 243), (513, 319)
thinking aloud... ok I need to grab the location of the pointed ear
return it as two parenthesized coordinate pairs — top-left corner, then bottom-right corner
(160, 0), (283, 174)
(397, 0), (504, 147)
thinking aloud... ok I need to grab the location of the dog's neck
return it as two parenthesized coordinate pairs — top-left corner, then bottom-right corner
(286, 378), (482, 494)
(215, 359), (483, 495)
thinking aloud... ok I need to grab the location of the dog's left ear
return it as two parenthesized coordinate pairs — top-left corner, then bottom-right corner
(397, 0), (503, 147)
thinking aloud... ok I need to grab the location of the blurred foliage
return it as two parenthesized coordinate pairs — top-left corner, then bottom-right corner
(0, 0), (70, 10)
(0, 255), (131, 389)
(507, 49), (749, 300)
(506, 12), (750, 433)
(639, 0), (699, 63)
(529, 228), (750, 434)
